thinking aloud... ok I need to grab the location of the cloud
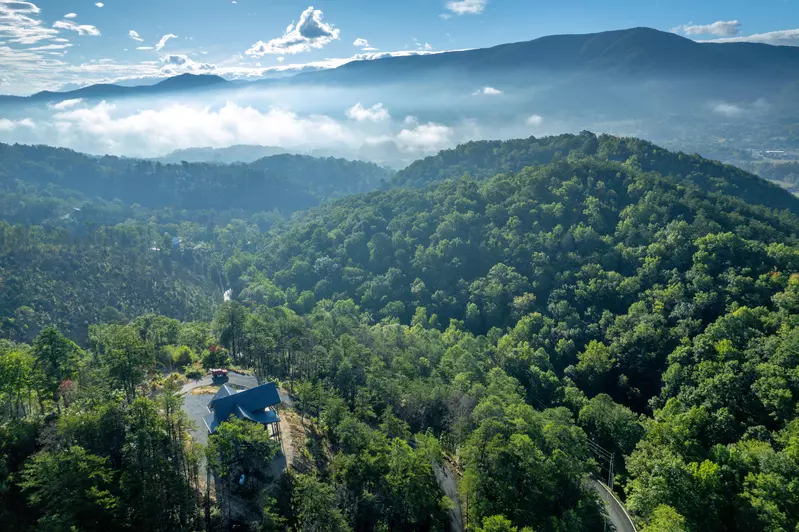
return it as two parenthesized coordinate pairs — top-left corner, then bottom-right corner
(698, 28), (799, 46)
(527, 114), (543, 126)
(53, 20), (101, 36)
(2, 45), (455, 95)
(155, 33), (177, 51)
(678, 20), (741, 37)
(128, 30), (143, 42)
(95, 2), (103, 7)
(353, 38), (378, 51)
(0, 117), (34, 131)
(0, 0), (59, 44)
(1, 1), (38, 13)
(46, 101), (357, 157)
(473, 86), (502, 96)
(713, 103), (743, 117)
(160, 53), (216, 74)
(51, 98), (83, 110)
(446, 0), (487, 15)
(397, 122), (453, 152)
(26, 42), (72, 50)
(245, 6), (340, 56)
(347, 103), (390, 122)
(64, 12), (76, 19)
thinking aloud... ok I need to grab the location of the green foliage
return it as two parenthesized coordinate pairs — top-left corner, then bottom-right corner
(19, 446), (118, 531)
(641, 505), (688, 532)
(291, 473), (351, 532)
(7, 134), (799, 531)
(477, 514), (535, 532)
(206, 418), (280, 483)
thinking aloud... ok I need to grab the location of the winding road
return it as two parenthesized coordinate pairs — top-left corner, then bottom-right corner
(592, 480), (637, 532)
(180, 375), (634, 532)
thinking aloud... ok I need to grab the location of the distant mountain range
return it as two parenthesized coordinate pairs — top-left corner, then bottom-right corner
(0, 73), (229, 104)
(154, 145), (289, 164)
(3, 28), (799, 103)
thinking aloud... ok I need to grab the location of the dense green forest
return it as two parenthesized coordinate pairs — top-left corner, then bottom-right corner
(393, 132), (799, 214)
(3, 132), (799, 531)
(0, 143), (393, 212)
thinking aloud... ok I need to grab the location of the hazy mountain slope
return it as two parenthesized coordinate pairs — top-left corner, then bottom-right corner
(393, 132), (799, 214)
(0, 143), (392, 212)
(0, 73), (228, 104)
(4, 28), (799, 101)
(155, 145), (290, 164)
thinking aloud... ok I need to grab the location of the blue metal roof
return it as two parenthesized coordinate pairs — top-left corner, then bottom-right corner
(208, 383), (237, 409)
(206, 382), (281, 434)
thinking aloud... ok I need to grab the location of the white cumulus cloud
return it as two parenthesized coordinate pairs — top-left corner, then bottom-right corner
(128, 30), (143, 42)
(160, 53), (215, 74)
(27, 43), (72, 50)
(246, 6), (340, 56)
(95, 2), (103, 7)
(713, 103), (743, 117)
(446, 0), (487, 15)
(48, 101), (357, 157)
(155, 33), (177, 52)
(527, 114), (544, 126)
(0, 117), (34, 131)
(353, 37), (377, 51)
(678, 20), (742, 37)
(397, 122), (453, 152)
(0, 0), (60, 44)
(698, 28), (799, 46)
(53, 20), (101, 36)
(473, 86), (502, 96)
(64, 12), (77, 19)
(51, 98), (84, 110)
(347, 103), (390, 122)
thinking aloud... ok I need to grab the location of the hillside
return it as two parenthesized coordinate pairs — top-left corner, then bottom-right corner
(298, 27), (799, 86)
(195, 142), (799, 530)
(0, 143), (392, 213)
(393, 132), (799, 214)
(3, 136), (799, 531)
(0, 73), (228, 104)
(155, 145), (290, 164)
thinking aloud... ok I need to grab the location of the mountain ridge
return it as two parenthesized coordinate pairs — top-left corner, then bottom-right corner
(3, 27), (798, 102)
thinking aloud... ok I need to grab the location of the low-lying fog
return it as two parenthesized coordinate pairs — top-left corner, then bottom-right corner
(0, 77), (780, 167)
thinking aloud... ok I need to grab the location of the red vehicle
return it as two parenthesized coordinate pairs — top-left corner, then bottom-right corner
(210, 368), (228, 378)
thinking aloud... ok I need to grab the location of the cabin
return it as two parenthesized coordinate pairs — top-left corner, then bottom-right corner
(203, 382), (281, 438)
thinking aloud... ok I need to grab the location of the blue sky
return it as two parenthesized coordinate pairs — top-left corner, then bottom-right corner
(2, 0), (799, 94)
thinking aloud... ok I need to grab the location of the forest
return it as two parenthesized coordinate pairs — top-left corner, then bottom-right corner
(2, 131), (799, 531)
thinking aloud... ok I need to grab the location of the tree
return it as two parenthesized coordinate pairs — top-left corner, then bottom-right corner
(214, 301), (247, 361)
(477, 515), (534, 532)
(19, 446), (118, 531)
(384, 437), (447, 529)
(32, 327), (82, 409)
(292, 473), (351, 532)
(641, 505), (687, 532)
(206, 418), (280, 524)
(90, 324), (154, 402)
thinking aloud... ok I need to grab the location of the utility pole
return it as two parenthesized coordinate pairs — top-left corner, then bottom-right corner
(608, 452), (615, 491)
(588, 439), (615, 490)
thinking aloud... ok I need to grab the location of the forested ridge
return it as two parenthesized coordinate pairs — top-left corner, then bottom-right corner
(0, 143), (393, 212)
(393, 132), (799, 214)
(3, 132), (799, 531)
